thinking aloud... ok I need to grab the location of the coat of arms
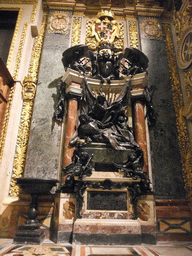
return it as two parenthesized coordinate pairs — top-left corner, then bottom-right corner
(48, 11), (70, 34)
(86, 9), (124, 51)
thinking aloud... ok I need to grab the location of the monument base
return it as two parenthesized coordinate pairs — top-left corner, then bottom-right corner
(72, 219), (142, 245)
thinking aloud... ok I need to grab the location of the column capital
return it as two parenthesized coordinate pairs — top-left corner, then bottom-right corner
(62, 68), (84, 86)
(65, 85), (83, 100)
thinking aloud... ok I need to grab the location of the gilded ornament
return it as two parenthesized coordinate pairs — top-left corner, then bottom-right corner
(10, 17), (46, 196)
(3, 8), (23, 70)
(141, 17), (163, 40)
(173, 1), (192, 106)
(30, 1), (38, 23)
(48, 11), (70, 34)
(128, 20), (139, 48)
(173, 10), (183, 36)
(184, 70), (192, 97)
(22, 75), (37, 100)
(0, 86), (15, 164)
(177, 26), (192, 70)
(0, 0), (36, 3)
(85, 10), (124, 51)
(13, 22), (28, 80)
(0, 21), (27, 164)
(162, 23), (192, 200)
(96, 9), (114, 21)
(71, 17), (82, 47)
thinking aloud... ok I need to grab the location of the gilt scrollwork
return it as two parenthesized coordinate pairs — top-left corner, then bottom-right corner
(48, 11), (71, 34)
(10, 77), (37, 197)
(177, 26), (192, 70)
(162, 23), (192, 200)
(174, 2), (192, 98)
(128, 20), (139, 49)
(71, 17), (82, 47)
(10, 16), (47, 197)
(184, 70), (192, 97)
(30, 0), (38, 23)
(85, 9), (124, 51)
(0, 20), (27, 164)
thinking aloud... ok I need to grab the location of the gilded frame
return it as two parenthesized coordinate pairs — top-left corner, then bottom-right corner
(0, 7), (23, 163)
(0, 1), (38, 164)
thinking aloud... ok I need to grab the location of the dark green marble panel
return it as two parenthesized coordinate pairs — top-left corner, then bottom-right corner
(138, 17), (186, 199)
(24, 10), (72, 179)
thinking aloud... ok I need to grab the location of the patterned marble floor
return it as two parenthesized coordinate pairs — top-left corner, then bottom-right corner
(0, 239), (192, 256)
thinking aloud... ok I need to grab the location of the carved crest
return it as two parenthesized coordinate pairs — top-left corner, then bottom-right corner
(86, 10), (124, 51)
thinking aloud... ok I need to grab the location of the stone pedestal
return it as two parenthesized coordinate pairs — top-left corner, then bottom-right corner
(14, 227), (45, 244)
(72, 219), (142, 245)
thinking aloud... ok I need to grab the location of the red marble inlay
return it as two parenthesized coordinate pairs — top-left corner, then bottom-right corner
(73, 223), (141, 234)
(62, 82), (81, 182)
(134, 101), (148, 175)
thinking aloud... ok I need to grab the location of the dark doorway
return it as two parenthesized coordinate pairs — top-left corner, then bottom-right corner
(0, 10), (18, 64)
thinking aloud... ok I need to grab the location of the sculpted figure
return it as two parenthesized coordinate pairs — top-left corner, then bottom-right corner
(70, 79), (139, 151)
(113, 148), (151, 190)
(62, 150), (94, 187)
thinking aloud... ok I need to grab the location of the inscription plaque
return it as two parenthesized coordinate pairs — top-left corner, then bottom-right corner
(87, 190), (127, 211)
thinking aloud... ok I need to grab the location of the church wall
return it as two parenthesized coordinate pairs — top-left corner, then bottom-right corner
(0, 0), (45, 237)
(24, 9), (72, 179)
(0, 1), (43, 204)
(138, 16), (186, 199)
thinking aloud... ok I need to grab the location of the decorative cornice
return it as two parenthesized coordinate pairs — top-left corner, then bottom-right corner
(162, 23), (192, 200)
(0, 0), (37, 3)
(42, 0), (169, 18)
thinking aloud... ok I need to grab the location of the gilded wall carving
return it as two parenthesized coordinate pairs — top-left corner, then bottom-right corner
(10, 16), (47, 197)
(0, 20), (27, 164)
(173, 2), (192, 97)
(1, 8), (23, 70)
(47, 11), (71, 34)
(184, 70), (192, 97)
(162, 23), (192, 200)
(85, 10), (124, 51)
(140, 17), (163, 40)
(0, 0), (36, 2)
(0, 0), (38, 163)
(128, 20), (139, 48)
(71, 17), (82, 46)
(30, 0), (38, 23)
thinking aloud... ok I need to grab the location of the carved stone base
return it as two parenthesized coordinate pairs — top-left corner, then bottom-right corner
(14, 226), (45, 244)
(72, 219), (142, 245)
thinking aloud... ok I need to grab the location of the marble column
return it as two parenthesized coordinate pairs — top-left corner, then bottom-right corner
(61, 69), (84, 181)
(130, 72), (149, 176)
(134, 100), (148, 175)
(63, 83), (80, 168)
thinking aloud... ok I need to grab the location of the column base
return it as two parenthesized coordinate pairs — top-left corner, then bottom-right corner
(14, 227), (45, 244)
